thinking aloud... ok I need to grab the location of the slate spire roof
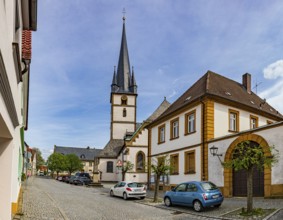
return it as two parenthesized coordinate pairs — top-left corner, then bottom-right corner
(111, 17), (137, 94)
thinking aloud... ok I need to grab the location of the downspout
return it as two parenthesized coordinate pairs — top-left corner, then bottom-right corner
(21, 59), (30, 75)
(22, 59), (31, 130)
(200, 99), (205, 181)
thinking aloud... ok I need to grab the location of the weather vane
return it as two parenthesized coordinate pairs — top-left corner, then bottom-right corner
(122, 8), (126, 20)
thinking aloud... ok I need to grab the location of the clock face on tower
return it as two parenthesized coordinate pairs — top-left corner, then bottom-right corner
(121, 95), (127, 105)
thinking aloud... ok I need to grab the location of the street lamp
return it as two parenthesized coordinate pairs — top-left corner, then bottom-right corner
(209, 145), (223, 164)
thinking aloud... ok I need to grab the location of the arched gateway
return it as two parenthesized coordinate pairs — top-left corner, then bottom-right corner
(223, 134), (271, 197)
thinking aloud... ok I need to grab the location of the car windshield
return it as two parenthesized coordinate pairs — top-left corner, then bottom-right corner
(127, 182), (143, 188)
(200, 182), (218, 191)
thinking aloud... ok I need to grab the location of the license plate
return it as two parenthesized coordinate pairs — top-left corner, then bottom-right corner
(135, 189), (141, 192)
(212, 195), (219, 199)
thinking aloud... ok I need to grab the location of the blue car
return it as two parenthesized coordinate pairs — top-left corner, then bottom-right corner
(164, 181), (223, 212)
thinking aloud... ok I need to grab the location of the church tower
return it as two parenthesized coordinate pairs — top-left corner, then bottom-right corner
(110, 16), (137, 140)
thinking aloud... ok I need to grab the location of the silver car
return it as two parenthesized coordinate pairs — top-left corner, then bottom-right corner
(110, 181), (146, 200)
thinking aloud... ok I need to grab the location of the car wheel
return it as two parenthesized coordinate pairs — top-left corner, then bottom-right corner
(123, 192), (128, 200)
(164, 197), (172, 207)
(193, 200), (203, 212)
(110, 190), (114, 197)
(140, 196), (145, 200)
(214, 204), (221, 208)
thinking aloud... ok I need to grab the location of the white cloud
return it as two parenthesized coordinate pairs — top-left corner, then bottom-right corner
(260, 60), (283, 114)
(263, 60), (283, 79)
(259, 79), (283, 114)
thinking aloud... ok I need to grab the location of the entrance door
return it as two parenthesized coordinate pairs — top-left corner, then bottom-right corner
(233, 166), (264, 197)
(232, 141), (264, 197)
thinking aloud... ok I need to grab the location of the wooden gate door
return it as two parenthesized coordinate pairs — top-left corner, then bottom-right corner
(233, 167), (264, 197)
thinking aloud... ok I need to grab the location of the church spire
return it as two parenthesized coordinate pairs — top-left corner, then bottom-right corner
(112, 15), (137, 94)
(130, 66), (137, 93)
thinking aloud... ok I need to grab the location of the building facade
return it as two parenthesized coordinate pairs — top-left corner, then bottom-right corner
(0, 1), (37, 219)
(208, 121), (283, 198)
(54, 145), (102, 176)
(148, 71), (283, 197)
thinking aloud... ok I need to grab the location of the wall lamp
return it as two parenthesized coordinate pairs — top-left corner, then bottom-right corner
(209, 145), (223, 164)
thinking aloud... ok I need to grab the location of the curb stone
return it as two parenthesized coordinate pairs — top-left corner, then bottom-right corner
(137, 197), (282, 220)
(263, 208), (283, 220)
(136, 197), (231, 220)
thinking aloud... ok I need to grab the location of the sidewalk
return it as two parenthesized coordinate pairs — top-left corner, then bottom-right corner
(13, 177), (66, 220)
(140, 190), (283, 220)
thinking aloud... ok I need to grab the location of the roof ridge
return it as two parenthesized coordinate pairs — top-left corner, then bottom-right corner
(206, 70), (243, 90)
(55, 146), (98, 150)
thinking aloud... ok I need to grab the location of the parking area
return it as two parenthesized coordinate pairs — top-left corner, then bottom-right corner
(103, 183), (283, 219)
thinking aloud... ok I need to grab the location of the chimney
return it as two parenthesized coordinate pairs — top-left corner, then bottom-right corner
(242, 73), (251, 94)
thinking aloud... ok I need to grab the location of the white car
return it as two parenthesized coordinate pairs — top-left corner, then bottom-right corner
(110, 181), (146, 200)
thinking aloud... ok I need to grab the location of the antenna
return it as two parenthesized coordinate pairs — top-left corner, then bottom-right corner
(252, 79), (262, 94)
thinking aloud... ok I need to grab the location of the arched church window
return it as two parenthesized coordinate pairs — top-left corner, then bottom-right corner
(121, 95), (127, 105)
(136, 151), (145, 172)
(123, 108), (127, 117)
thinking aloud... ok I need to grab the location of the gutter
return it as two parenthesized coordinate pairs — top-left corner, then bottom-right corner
(22, 0), (38, 31)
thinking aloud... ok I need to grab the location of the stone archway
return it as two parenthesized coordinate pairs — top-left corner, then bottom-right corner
(223, 134), (271, 197)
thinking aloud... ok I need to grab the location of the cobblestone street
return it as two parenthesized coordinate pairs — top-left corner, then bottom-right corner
(16, 177), (214, 220)
(14, 176), (283, 220)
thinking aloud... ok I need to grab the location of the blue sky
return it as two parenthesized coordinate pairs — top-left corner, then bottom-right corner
(26, 0), (283, 159)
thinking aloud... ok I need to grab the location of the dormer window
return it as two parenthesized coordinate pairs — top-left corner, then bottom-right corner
(121, 95), (127, 105)
(80, 154), (85, 159)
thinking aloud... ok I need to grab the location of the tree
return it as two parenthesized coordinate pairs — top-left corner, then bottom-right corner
(47, 153), (66, 178)
(223, 141), (278, 213)
(33, 147), (45, 170)
(65, 154), (83, 176)
(121, 161), (134, 181)
(150, 155), (172, 202)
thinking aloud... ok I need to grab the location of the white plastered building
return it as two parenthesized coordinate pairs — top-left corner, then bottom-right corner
(0, 1), (37, 219)
(148, 71), (283, 198)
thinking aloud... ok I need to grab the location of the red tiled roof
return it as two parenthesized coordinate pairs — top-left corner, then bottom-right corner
(22, 30), (32, 60)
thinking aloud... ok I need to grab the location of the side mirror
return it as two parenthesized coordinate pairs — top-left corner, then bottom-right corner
(171, 188), (176, 192)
